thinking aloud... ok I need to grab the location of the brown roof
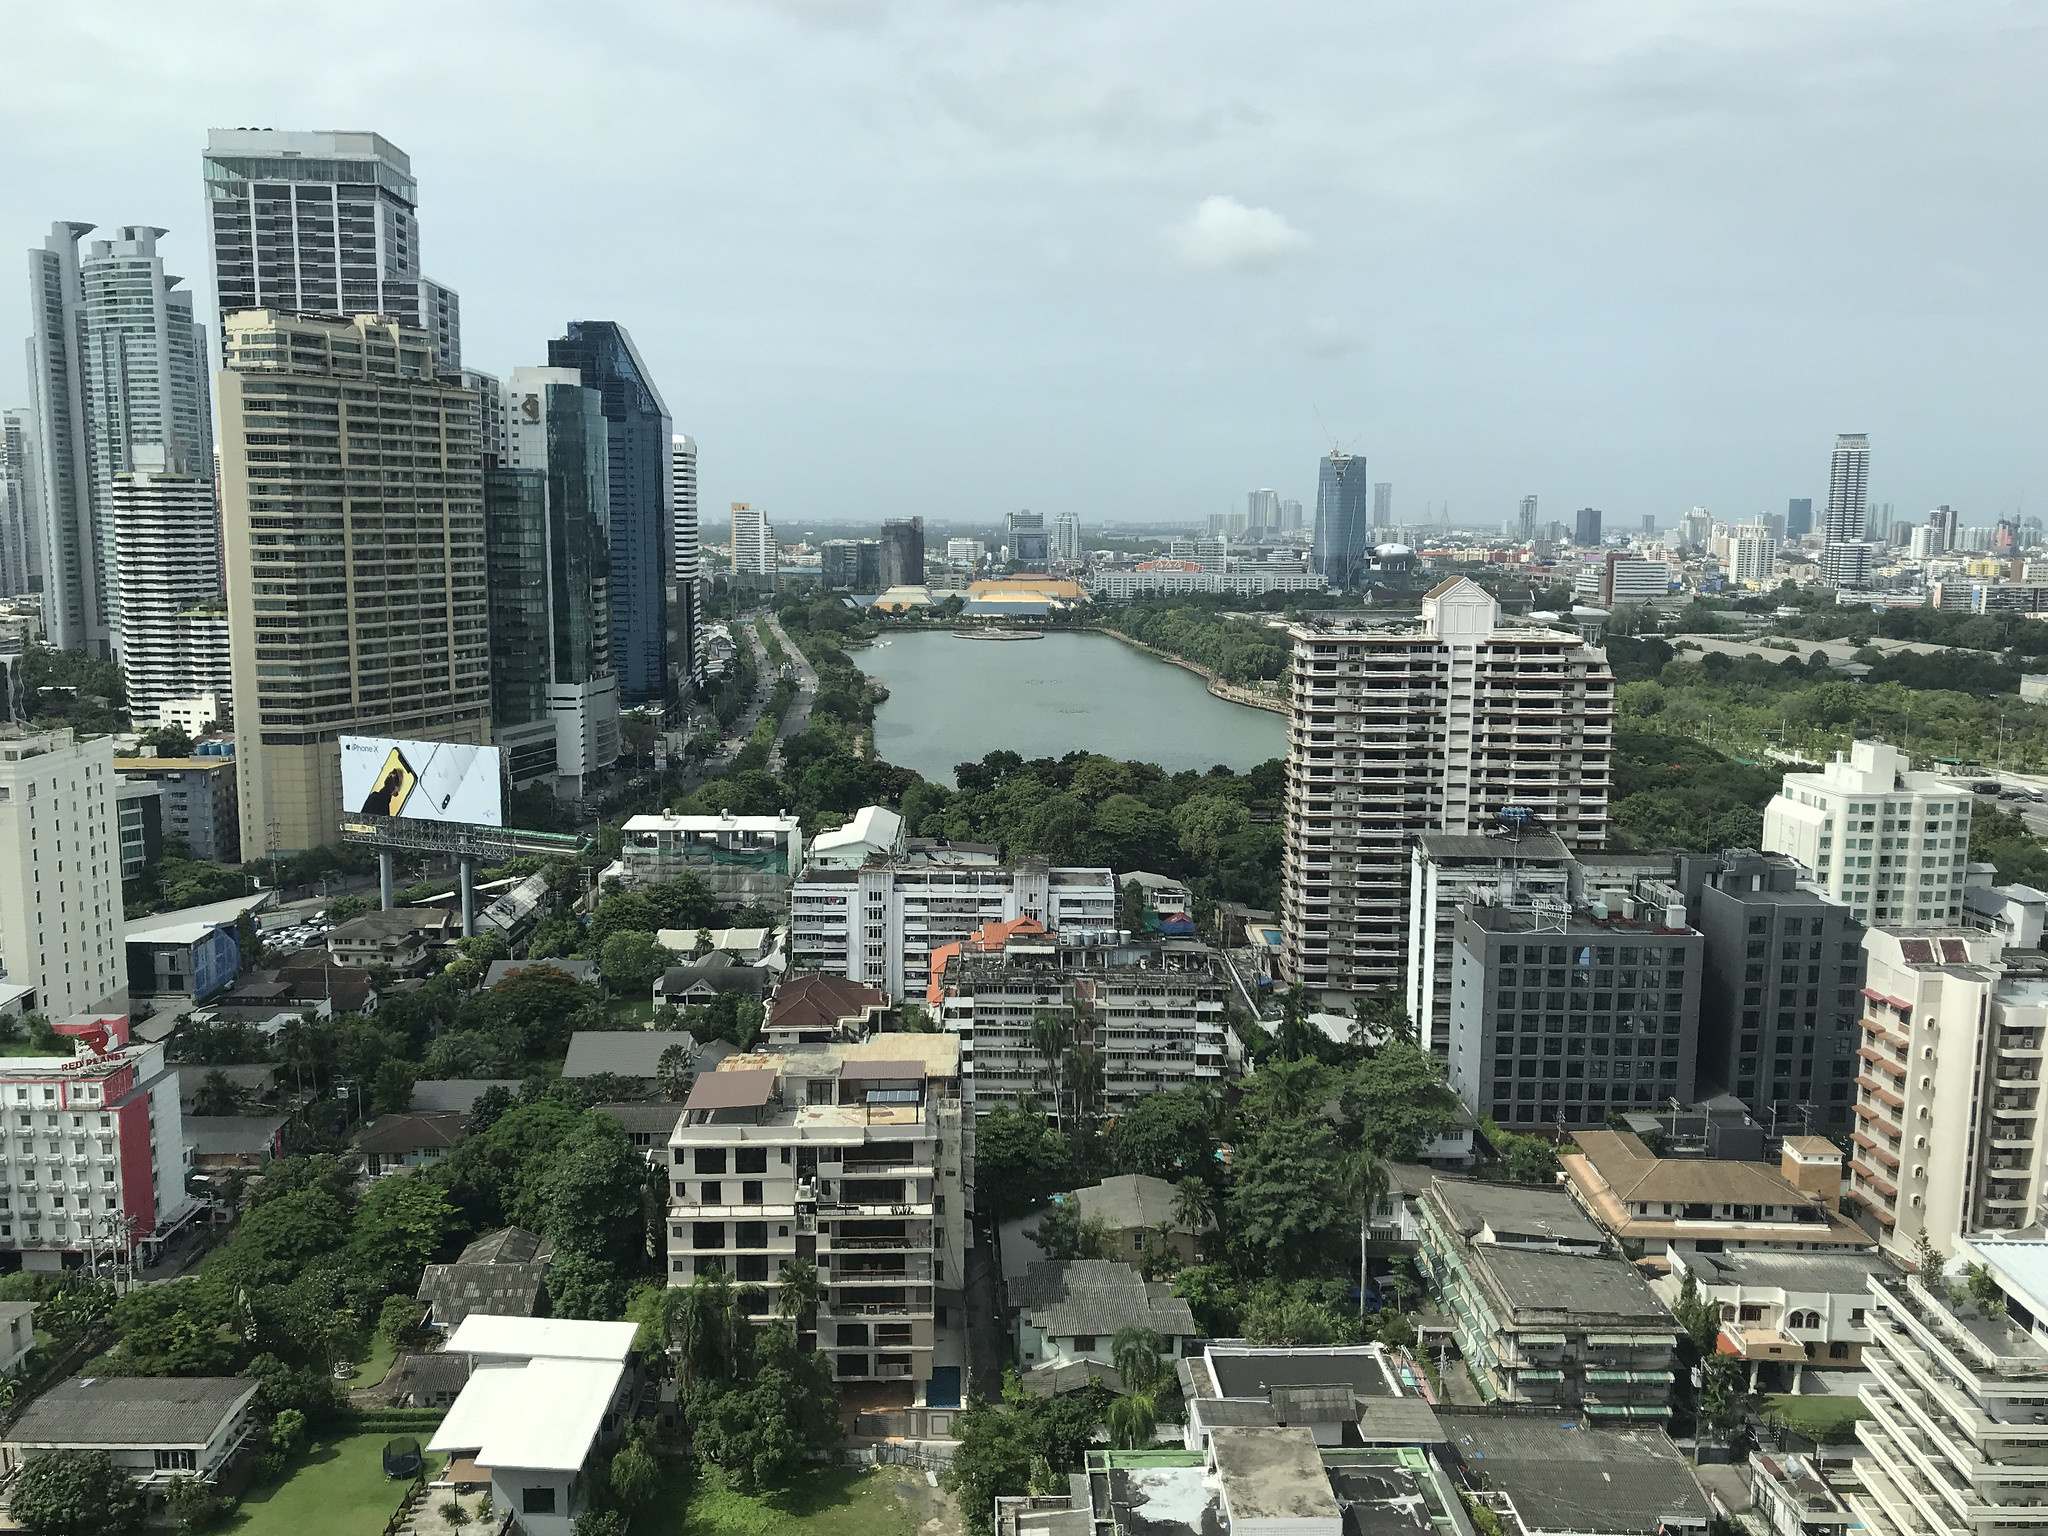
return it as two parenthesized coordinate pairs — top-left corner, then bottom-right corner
(355, 1111), (470, 1155)
(1425, 577), (1466, 600)
(1568, 1129), (1819, 1206)
(683, 1069), (778, 1112)
(766, 973), (887, 1035)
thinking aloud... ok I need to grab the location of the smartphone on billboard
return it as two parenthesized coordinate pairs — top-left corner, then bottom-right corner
(357, 746), (418, 818)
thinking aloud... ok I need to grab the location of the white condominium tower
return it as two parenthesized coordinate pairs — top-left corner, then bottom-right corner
(0, 726), (125, 1017)
(1281, 577), (1616, 1000)
(24, 223), (213, 656)
(111, 449), (229, 722)
(1729, 524), (1778, 588)
(202, 129), (461, 370)
(1762, 740), (1972, 928)
(730, 502), (777, 579)
(0, 412), (40, 597)
(218, 311), (490, 856)
(1817, 432), (1871, 589)
(1052, 510), (1081, 562)
(671, 435), (702, 685)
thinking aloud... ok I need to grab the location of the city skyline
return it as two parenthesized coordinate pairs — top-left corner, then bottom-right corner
(3, 5), (2044, 529)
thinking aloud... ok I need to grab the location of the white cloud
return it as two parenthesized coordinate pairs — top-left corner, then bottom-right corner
(1170, 195), (1311, 271)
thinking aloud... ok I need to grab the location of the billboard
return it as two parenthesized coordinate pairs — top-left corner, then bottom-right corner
(340, 736), (504, 828)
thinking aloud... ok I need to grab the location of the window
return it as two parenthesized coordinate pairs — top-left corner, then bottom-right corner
(735, 1147), (768, 1175)
(694, 1149), (727, 1175)
(154, 1450), (197, 1471)
(700, 1181), (722, 1205)
(1071, 1335), (1097, 1352)
(522, 1488), (558, 1515)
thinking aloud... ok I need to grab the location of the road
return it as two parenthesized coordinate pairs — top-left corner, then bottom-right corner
(763, 613), (818, 742)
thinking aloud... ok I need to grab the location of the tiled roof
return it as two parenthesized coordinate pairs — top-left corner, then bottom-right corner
(1011, 1259), (1198, 1340)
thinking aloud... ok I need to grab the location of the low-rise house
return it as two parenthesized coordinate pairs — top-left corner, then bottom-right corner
(563, 1031), (699, 1095)
(356, 1111), (469, 1177)
(654, 926), (783, 968)
(202, 964), (378, 1029)
(1962, 881), (2048, 950)
(596, 1103), (684, 1161)
(1001, 1176), (1211, 1278)
(1439, 1412), (1712, 1536)
(1560, 1129), (1870, 1262)
(761, 974), (888, 1048)
(1, 1377), (259, 1491)
(1180, 1343), (1444, 1451)
(1665, 1246), (1889, 1386)
(124, 895), (268, 1003)
(418, 1227), (556, 1332)
(1415, 1178), (1681, 1419)
(182, 1115), (289, 1173)
(1009, 1259), (1198, 1385)
(652, 952), (771, 1009)
(325, 908), (461, 972)
(173, 1064), (278, 1115)
(426, 1315), (641, 1536)
(1119, 871), (1195, 930)
(612, 811), (804, 913)
(1751, 1451), (1856, 1536)
(0, 1302), (35, 1376)
(408, 1079), (522, 1114)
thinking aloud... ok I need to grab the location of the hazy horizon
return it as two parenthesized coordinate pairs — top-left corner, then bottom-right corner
(4, 3), (2042, 530)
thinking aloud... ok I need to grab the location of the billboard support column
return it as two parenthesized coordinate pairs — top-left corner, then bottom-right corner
(459, 857), (477, 939)
(379, 853), (395, 913)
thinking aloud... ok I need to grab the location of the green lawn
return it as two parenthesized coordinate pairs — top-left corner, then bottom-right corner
(607, 994), (656, 1027)
(351, 1330), (399, 1388)
(1763, 1393), (1869, 1443)
(638, 1462), (929, 1536)
(229, 1433), (442, 1536)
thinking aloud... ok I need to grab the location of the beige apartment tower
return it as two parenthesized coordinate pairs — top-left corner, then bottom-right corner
(0, 727), (125, 1017)
(1282, 577), (1615, 1001)
(217, 311), (490, 856)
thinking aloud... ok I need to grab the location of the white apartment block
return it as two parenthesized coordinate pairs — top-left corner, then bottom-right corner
(932, 931), (1229, 1116)
(1854, 1248), (2048, 1536)
(1088, 563), (1326, 603)
(1847, 929), (2048, 1260)
(791, 858), (1117, 1001)
(1763, 742), (1973, 928)
(1730, 525), (1778, 588)
(666, 1036), (966, 1405)
(110, 451), (225, 719)
(730, 503), (777, 579)
(615, 812), (804, 913)
(0, 728), (124, 1018)
(0, 1018), (193, 1270)
(1283, 577), (1615, 1000)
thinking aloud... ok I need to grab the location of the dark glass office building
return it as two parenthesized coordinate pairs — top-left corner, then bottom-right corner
(1787, 498), (1813, 539)
(1575, 506), (1603, 547)
(1312, 452), (1371, 588)
(548, 321), (670, 704)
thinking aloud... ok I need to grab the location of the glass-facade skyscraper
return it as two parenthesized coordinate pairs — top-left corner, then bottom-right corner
(1787, 498), (1813, 539)
(1311, 451), (1371, 589)
(547, 322), (671, 705)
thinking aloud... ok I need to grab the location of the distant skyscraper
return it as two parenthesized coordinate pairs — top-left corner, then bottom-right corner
(1786, 498), (1813, 539)
(1372, 482), (1393, 529)
(1640, 515), (1656, 536)
(1817, 433), (1871, 589)
(1574, 507), (1602, 547)
(882, 517), (927, 586)
(1730, 524), (1777, 588)
(1247, 489), (1280, 529)
(462, 368), (507, 467)
(547, 322), (670, 703)
(486, 367), (620, 799)
(1934, 505), (1960, 550)
(731, 504), (778, 587)
(671, 434), (701, 688)
(111, 447), (230, 723)
(25, 223), (213, 657)
(1052, 510), (1081, 562)
(1518, 495), (1537, 543)
(0, 411), (40, 596)
(202, 129), (458, 353)
(1311, 451), (1371, 588)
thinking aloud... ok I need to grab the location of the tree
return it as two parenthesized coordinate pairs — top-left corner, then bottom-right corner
(10, 1451), (145, 1535)
(190, 1069), (247, 1117)
(377, 1294), (421, 1344)
(1025, 1201), (1111, 1261)
(1342, 1043), (1458, 1161)
(1106, 1392), (1157, 1449)
(1349, 985), (1414, 1048)
(608, 1424), (662, 1511)
(599, 930), (678, 990)
(1111, 1327), (1167, 1396)
(1170, 1178), (1215, 1240)
(1226, 1119), (1348, 1280)
(658, 1042), (695, 1102)
(1029, 1013), (1072, 1121)
(1112, 1087), (1221, 1181)
(1118, 878), (1148, 936)
(1913, 1225), (1944, 1278)
(163, 1473), (229, 1533)
(349, 1174), (455, 1292)
(371, 1057), (416, 1116)
(327, 895), (371, 922)
(1243, 1292), (1345, 1348)
(573, 1514), (628, 1536)
(1672, 1272), (1721, 1360)
(971, 1099), (1071, 1219)
(775, 1257), (820, 1326)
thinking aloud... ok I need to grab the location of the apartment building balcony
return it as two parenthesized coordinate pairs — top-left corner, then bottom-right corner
(822, 1293), (936, 1319)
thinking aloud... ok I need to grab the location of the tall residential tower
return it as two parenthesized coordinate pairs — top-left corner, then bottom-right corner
(671, 434), (701, 690)
(1817, 433), (1871, 589)
(1311, 450), (1370, 589)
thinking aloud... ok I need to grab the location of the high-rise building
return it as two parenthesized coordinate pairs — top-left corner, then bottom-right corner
(1678, 507), (1713, 553)
(1761, 740), (1972, 929)
(1678, 850), (1863, 1131)
(461, 368), (506, 467)
(1517, 495), (1537, 543)
(1279, 498), (1303, 531)
(1052, 511), (1081, 563)
(485, 367), (620, 800)
(0, 412), (40, 596)
(1003, 510), (1046, 569)
(821, 539), (882, 591)
(546, 323), (669, 704)
(26, 224), (213, 656)
(1934, 503), (1960, 550)
(202, 130), (459, 342)
(1371, 481), (1393, 529)
(218, 311), (491, 857)
(670, 434), (701, 689)
(1574, 506), (1603, 546)
(1640, 515), (1656, 536)
(1282, 578), (1615, 997)
(0, 725), (125, 1016)
(730, 503), (778, 589)
(1786, 497), (1813, 539)
(1729, 524), (1778, 588)
(1817, 433), (1871, 589)
(1311, 451), (1371, 589)
(111, 449), (230, 724)
(1246, 489), (1280, 529)
(881, 517), (926, 586)
(1405, 832), (1577, 1055)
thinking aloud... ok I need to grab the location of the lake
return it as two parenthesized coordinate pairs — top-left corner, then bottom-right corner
(858, 630), (1288, 785)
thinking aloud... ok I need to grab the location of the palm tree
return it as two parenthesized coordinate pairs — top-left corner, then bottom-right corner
(775, 1257), (820, 1330)
(1276, 983), (1315, 1060)
(668, 1270), (737, 1386)
(1260, 1056), (1324, 1120)
(192, 1070), (246, 1118)
(1107, 1392), (1158, 1449)
(1339, 1149), (1390, 1317)
(1112, 1326), (1167, 1396)
(1170, 1178), (1215, 1253)
(1065, 1045), (1106, 1126)
(1031, 1012), (1072, 1122)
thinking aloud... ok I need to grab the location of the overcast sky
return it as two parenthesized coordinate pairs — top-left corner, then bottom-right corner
(4, 1), (2044, 531)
